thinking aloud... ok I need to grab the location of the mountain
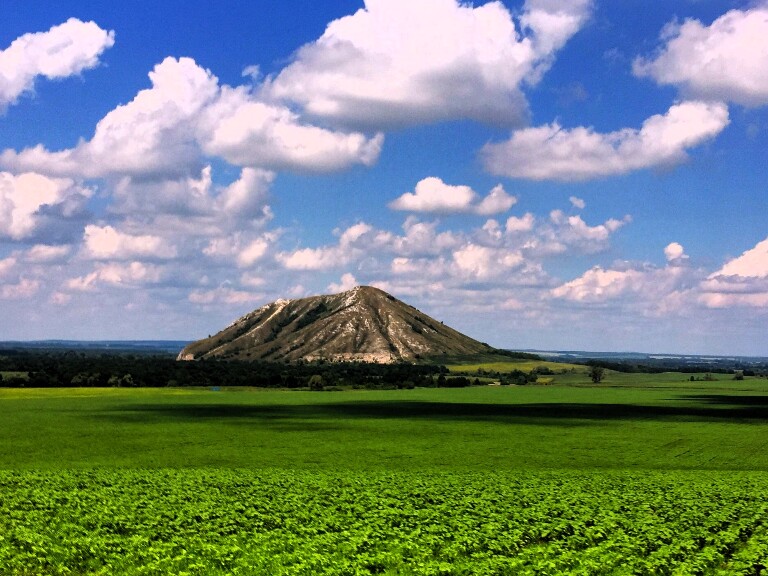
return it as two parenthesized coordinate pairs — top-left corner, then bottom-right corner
(178, 286), (493, 363)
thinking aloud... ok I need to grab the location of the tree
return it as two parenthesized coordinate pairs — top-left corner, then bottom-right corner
(308, 374), (324, 391)
(589, 365), (605, 384)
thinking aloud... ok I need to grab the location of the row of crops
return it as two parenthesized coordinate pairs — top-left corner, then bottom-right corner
(2, 469), (768, 575)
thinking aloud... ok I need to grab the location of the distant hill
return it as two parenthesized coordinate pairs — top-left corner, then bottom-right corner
(0, 340), (190, 355)
(178, 286), (495, 363)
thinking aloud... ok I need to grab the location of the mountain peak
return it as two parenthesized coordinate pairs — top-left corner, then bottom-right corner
(179, 286), (491, 363)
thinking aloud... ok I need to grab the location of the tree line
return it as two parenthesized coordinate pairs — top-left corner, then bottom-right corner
(0, 350), (470, 389)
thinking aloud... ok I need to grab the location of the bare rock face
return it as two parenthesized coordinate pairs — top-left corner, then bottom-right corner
(178, 286), (491, 363)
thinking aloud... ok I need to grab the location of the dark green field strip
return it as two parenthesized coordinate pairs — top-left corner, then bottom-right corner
(2, 470), (768, 575)
(3, 386), (768, 470)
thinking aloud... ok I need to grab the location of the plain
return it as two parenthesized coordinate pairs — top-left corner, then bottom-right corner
(3, 372), (768, 575)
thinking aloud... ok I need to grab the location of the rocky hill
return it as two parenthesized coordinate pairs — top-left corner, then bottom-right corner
(178, 286), (493, 363)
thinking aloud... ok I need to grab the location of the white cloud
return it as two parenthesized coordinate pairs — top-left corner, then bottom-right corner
(188, 286), (264, 306)
(698, 238), (768, 308)
(279, 222), (375, 270)
(109, 166), (274, 234)
(66, 262), (164, 291)
(537, 211), (631, 255)
(475, 185), (518, 216)
(0, 171), (92, 240)
(0, 18), (114, 111)
(482, 101), (729, 181)
(25, 244), (71, 263)
(520, 0), (594, 82)
(215, 168), (275, 220)
(552, 266), (650, 302)
(551, 260), (691, 312)
(0, 278), (40, 300)
(664, 242), (688, 262)
(506, 213), (536, 233)
(263, 0), (592, 128)
(240, 272), (266, 289)
(634, 5), (768, 107)
(569, 196), (585, 210)
(388, 177), (516, 215)
(202, 88), (383, 172)
(82, 225), (177, 260)
(390, 218), (463, 256)
(1, 57), (383, 179)
(237, 238), (271, 268)
(0, 257), (17, 277)
(545, 243), (737, 322)
(2, 57), (219, 179)
(328, 272), (358, 293)
(710, 237), (768, 279)
(452, 243), (524, 280)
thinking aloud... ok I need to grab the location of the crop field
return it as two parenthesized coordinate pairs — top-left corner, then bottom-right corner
(2, 376), (768, 574)
(445, 360), (584, 374)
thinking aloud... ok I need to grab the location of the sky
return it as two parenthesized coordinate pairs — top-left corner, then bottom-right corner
(1, 0), (768, 356)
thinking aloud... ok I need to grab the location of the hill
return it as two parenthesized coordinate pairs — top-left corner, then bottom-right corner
(178, 286), (494, 363)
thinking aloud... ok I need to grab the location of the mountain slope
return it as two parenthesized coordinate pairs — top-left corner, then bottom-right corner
(178, 286), (492, 363)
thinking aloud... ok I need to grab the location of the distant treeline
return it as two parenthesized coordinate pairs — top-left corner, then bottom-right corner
(0, 350), (480, 389)
(582, 358), (768, 376)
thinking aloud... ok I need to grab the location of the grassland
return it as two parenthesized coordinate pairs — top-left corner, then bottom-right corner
(445, 359), (585, 374)
(3, 373), (768, 574)
(2, 377), (768, 470)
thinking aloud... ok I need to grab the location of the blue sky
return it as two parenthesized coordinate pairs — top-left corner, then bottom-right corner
(2, 0), (768, 355)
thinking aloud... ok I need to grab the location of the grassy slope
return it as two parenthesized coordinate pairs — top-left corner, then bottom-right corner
(2, 375), (768, 471)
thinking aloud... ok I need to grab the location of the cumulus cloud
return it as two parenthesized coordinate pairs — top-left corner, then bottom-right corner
(520, 0), (594, 82)
(0, 171), (92, 240)
(1, 57), (383, 179)
(236, 238), (272, 268)
(387, 218), (463, 257)
(482, 100), (730, 181)
(452, 243), (524, 280)
(66, 262), (164, 291)
(664, 242), (688, 262)
(109, 166), (274, 234)
(0, 18), (114, 111)
(328, 272), (358, 293)
(202, 88), (383, 172)
(506, 213), (536, 234)
(0, 278), (41, 300)
(711, 237), (768, 279)
(278, 222), (376, 270)
(552, 266), (650, 303)
(2, 57), (219, 179)
(263, 0), (592, 128)
(634, 4), (768, 107)
(699, 237), (768, 308)
(388, 177), (516, 215)
(82, 225), (177, 260)
(531, 211), (631, 255)
(25, 244), (71, 263)
(0, 257), (16, 277)
(569, 196), (585, 210)
(188, 286), (264, 306)
(551, 257), (692, 313)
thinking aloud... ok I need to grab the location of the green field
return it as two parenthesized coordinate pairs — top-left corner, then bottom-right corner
(445, 360), (585, 374)
(3, 376), (768, 574)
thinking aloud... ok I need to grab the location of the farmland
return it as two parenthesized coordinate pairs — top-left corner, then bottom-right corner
(2, 373), (768, 573)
